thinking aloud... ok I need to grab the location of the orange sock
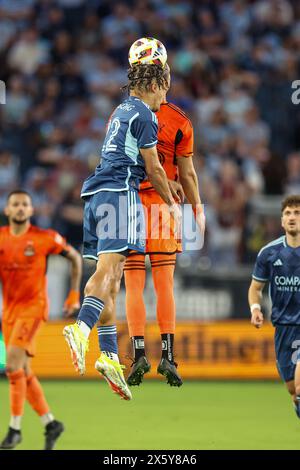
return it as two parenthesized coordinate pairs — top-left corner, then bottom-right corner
(7, 369), (26, 417)
(150, 253), (176, 334)
(124, 254), (146, 337)
(26, 374), (50, 416)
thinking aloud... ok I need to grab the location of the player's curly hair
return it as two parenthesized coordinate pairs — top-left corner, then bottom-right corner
(123, 63), (169, 93)
(281, 195), (300, 212)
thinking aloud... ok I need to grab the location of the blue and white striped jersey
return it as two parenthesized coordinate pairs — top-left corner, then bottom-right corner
(81, 96), (158, 196)
(252, 235), (300, 325)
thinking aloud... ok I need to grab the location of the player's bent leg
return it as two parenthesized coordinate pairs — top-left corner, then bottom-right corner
(93, 253), (132, 400)
(24, 358), (64, 450)
(64, 253), (123, 375)
(150, 254), (182, 387)
(0, 346), (27, 450)
(294, 361), (300, 419)
(26, 373), (65, 450)
(124, 255), (151, 386)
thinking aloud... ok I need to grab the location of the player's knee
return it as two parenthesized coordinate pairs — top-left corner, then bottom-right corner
(6, 356), (22, 373)
(6, 346), (26, 370)
(152, 268), (173, 287)
(125, 272), (144, 293)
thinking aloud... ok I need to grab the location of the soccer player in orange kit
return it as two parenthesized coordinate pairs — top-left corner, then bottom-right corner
(124, 64), (205, 387)
(0, 190), (82, 450)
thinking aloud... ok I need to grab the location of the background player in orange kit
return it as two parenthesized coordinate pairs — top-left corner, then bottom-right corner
(0, 190), (82, 450)
(124, 64), (205, 387)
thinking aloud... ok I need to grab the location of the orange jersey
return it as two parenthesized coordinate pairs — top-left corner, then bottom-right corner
(0, 225), (70, 324)
(140, 102), (194, 191)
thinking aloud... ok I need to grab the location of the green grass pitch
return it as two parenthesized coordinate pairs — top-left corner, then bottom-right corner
(0, 379), (300, 450)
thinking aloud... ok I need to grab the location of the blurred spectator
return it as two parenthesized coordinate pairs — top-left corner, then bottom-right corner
(1, 75), (31, 125)
(243, 215), (282, 263)
(59, 57), (88, 101)
(284, 151), (300, 194)
(0, 0), (299, 267)
(101, 3), (141, 49)
(54, 184), (84, 250)
(24, 167), (55, 228)
(206, 160), (248, 265)
(0, 0), (34, 22)
(8, 28), (49, 75)
(262, 152), (286, 194)
(234, 106), (270, 147)
(0, 149), (19, 210)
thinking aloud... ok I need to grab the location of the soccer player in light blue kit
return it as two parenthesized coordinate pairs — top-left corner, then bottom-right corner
(249, 195), (300, 418)
(63, 64), (181, 400)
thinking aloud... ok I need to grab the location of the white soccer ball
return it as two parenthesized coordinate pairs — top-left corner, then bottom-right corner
(128, 37), (167, 68)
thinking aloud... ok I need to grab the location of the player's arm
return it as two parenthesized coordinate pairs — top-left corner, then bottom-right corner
(248, 279), (265, 328)
(177, 156), (205, 234)
(168, 179), (185, 203)
(140, 146), (176, 207)
(61, 246), (82, 317)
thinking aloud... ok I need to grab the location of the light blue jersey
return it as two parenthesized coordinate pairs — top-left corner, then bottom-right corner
(253, 236), (300, 325)
(81, 96), (158, 196)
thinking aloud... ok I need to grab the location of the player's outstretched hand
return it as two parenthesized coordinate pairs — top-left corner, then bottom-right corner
(63, 289), (80, 317)
(251, 309), (264, 328)
(168, 180), (185, 203)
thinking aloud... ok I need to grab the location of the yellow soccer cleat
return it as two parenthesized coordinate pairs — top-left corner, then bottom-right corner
(63, 323), (89, 375)
(95, 353), (132, 401)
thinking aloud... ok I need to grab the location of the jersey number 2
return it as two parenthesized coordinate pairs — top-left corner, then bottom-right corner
(103, 118), (120, 152)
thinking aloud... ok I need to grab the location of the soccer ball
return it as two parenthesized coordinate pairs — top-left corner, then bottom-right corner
(128, 37), (167, 68)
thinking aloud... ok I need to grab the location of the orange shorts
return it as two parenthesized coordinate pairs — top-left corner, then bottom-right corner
(2, 318), (43, 357)
(139, 189), (182, 254)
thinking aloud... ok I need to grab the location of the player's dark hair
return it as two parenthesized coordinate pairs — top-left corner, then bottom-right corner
(7, 189), (32, 202)
(123, 63), (168, 93)
(281, 195), (300, 212)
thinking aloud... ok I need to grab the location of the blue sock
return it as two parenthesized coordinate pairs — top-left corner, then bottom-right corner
(97, 325), (118, 354)
(77, 296), (105, 330)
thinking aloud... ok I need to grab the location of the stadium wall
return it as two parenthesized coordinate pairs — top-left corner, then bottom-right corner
(25, 321), (278, 380)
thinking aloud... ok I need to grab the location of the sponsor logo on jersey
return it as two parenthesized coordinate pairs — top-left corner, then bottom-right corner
(273, 259), (283, 266)
(24, 241), (35, 257)
(275, 276), (300, 292)
(118, 103), (135, 112)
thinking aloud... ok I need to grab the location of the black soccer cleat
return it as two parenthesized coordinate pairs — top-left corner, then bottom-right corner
(127, 356), (151, 386)
(0, 427), (22, 449)
(157, 358), (183, 387)
(44, 420), (64, 450)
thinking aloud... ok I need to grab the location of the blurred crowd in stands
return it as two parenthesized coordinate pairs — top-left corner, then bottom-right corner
(1, 0), (300, 266)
